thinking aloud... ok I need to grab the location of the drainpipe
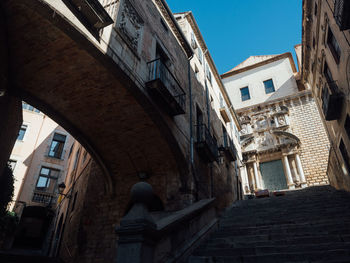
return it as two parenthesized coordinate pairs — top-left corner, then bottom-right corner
(187, 55), (199, 202)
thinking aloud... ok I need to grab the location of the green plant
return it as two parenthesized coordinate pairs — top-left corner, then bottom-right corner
(0, 163), (15, 217)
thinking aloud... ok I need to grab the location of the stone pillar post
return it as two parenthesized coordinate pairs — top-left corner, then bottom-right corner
(115, 182), (157, 263)
(274, 116), (279, 128)
(295, 153), (307, 188)
(282, 155), (295, 190)
(242, 165), (251, 194)
(253, 162), (261, 190)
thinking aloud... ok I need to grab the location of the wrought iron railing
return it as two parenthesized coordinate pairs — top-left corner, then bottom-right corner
(147, 58), (186, 110)
(98, 0), (119, 20)
(334, 0), (350, 31)
(221, 136), (237, 161)
(32, 192), (54, 204)
(195, 124), (218, 159)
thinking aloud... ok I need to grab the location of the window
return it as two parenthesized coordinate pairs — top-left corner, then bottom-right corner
(36, 167), (59, 192)
(194, 65), (200, 80)
(327, 27), (341, 63)
(263, 79), (275, 94)
(82, 151), (88, 163)
(321, 83), (329, 114)
(205, 63), (212, 83)
(197, 48), (203, 64)
(345, 115), (350, 140)
(73, 148), (80, 170)
(339, 139), (350, 174)
(323, 61), (333, 83)
(17, 125), (27, 141)
(222, 125), (228, 147)
(48, 133), (67, 159)
(22, 102), (40, 113)
(314, 2), (318, 16)
(191, 32), (197, 49)
(8, 160), (17, 171)
(240, 87), (250, 101)
(219, 93), (224, 108)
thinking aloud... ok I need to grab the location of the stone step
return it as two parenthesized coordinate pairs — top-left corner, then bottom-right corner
(219, 215), (350, 226)
(187, 186), (350, 262)
(216, 223), (350, 236)
(0, 253), (62, 263)
(204, 234), (350, 248)
(200, 242), (350, 254)
(214, 221), (350, 234)
(189, 249), (350, 263)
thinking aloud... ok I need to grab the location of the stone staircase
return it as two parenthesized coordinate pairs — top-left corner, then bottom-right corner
(189, 186), (350, 263)
(0, 252), (62, 263)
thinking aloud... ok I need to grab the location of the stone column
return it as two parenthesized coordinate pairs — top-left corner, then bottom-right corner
(282, 155), (295, 190)
(295, 153), (307, 188)
(253, 162), (261, 190)
(242, 165), (251, 194)
(274, 116), (279, 128)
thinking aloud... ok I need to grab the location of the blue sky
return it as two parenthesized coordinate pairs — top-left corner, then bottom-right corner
(167, 0), (302, 74)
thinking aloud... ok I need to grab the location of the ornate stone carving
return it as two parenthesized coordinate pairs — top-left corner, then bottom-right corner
(240, 103), (299, 155)
(117, 0), (143, 50)
(278, 116), (286, 126)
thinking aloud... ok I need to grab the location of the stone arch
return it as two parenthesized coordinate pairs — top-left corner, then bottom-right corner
(4, 0), (189, 204)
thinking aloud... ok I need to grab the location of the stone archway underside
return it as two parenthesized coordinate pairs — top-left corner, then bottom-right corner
(4, 0), (187, 201)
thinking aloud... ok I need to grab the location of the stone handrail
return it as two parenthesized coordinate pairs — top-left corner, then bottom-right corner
(115, 182), (218, 263)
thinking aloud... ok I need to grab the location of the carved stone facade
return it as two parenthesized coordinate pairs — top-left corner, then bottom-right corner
(223, 52), (330, 194)
(238, 94), (323, 193)
(115, 0), (143, 51)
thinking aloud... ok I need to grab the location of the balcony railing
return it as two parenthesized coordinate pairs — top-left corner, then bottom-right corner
(195, 124), (218, 162)
(334, 0), (350, 31)
(219, 137), (237, 162)
(63, 0), (114, 31)
(32, 192), (55, 205)
(146, 59), (186, 116)
(321, 81), (344, 121)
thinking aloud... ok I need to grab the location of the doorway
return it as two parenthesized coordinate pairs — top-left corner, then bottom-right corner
(260, 160), (287, 190)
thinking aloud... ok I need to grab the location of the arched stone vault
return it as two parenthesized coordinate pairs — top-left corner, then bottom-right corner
(4, 0), (188, 199)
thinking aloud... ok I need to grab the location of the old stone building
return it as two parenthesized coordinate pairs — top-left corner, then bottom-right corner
(1, 0), (244, 261)
(302, 0), (350, 191)
(222, 51), (330, 193)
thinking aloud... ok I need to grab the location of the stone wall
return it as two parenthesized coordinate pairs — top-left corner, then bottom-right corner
(288, 93), (330, 186)
(302, 0), (350, 191)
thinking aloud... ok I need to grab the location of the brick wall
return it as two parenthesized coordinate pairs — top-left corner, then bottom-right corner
(288, 94), (330, 186)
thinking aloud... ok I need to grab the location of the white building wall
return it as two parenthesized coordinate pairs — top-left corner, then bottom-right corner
(223, 58), (299, 110)
(9, 105), (74, 212)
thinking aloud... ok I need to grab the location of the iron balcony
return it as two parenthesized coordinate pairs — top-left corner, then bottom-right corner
(146, 58), (186, 116)
(195, 124), (218, 162)
(334, 0), (350, 31)
(219, 137), (237, 162)
(63, 0), (114, 30)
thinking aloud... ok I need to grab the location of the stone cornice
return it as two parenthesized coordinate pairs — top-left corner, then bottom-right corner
(154, 0), (193, 58)
(221, 52), (297, 79)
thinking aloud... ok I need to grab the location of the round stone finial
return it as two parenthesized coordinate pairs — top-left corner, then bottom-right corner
(130, 182), (153, 205)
